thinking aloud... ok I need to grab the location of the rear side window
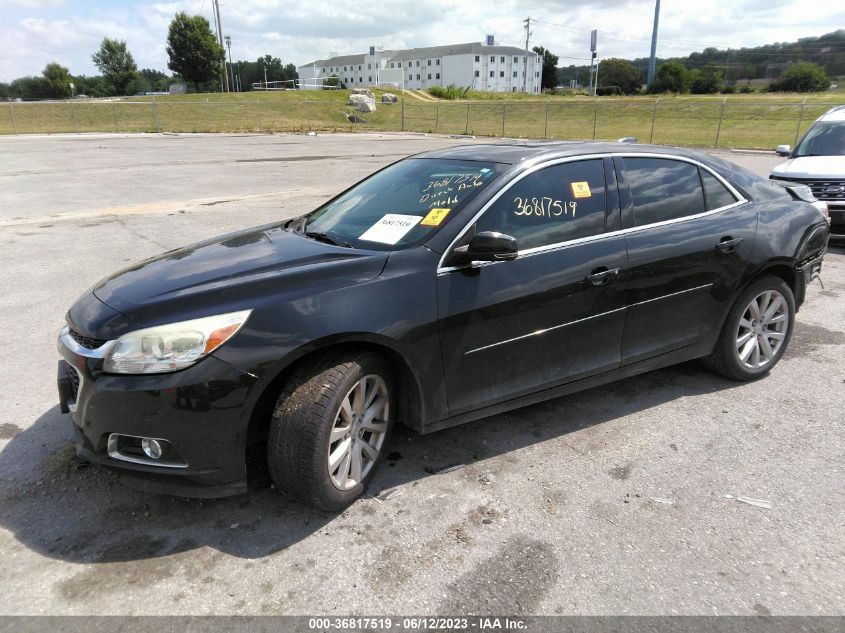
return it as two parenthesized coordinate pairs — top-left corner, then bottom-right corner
(475, 160), (607, 250)
(701, 170), (737, 210)
(625, 158), (705, 226)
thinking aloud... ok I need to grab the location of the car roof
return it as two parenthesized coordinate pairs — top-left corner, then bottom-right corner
(817, 105), (845, 122)
(413, 141), (713, 165)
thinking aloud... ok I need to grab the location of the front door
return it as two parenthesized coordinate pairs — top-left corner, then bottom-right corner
(437, 158), (628, 415)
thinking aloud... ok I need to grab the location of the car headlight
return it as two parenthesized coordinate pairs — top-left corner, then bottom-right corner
(103, 310), (252, 374)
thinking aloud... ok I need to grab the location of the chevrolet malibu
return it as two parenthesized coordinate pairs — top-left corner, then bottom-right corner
(57, 142), (830, 510)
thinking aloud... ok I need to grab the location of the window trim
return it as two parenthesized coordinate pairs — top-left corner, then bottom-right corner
(436, 152), (748, 274)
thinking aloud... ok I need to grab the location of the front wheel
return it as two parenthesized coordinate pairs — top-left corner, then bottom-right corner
(705, 276), (795, 381)
(267, 352), (394, 511)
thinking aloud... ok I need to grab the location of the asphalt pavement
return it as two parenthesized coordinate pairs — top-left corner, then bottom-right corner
(0, 132), (842, 616)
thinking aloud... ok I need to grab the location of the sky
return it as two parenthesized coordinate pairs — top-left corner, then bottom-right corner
(1, 0), (843, 81)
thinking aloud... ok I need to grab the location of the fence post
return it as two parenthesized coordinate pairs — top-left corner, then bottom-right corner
(714, 97), (727, 148)
(543, 100), (549, 139)
(592, 98), (598, 140)
(256, 97), (263, 131)
(9, 101), (16, 134)
(649, 97), (660, 144)
(206, 98), (212, 131)
(112, 101), (119, 132)
(464, 103), (470, 135)
(501, 103), (506, 136)
(306, 94), (311, 131)
(152, 96), (161, 133)
(434, 103), (439, 132)
(793, 97), (807, 146)
(70, 100), (78, 133)
(400, 97), (405, 132)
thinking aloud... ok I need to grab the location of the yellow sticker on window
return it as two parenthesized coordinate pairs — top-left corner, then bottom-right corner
(571, 181), (592, 198)
(420, 208), (451, 227)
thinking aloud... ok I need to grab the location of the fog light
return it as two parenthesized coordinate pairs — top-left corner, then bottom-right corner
(141, 438), (163, 460)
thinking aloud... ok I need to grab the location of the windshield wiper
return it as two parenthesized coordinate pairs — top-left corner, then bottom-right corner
(304, 231), (353, 248)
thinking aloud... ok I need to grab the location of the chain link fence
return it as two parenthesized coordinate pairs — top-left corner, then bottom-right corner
(0, 96), (837, 149)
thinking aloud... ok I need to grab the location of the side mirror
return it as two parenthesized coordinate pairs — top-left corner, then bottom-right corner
(446, 231), (518, 267)
(776, 144), (791, 157)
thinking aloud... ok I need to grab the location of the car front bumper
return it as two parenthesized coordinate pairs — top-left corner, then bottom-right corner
(57, 326), (259, 498)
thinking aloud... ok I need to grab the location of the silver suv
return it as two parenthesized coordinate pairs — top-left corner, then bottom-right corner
(771, 105), (845, 238)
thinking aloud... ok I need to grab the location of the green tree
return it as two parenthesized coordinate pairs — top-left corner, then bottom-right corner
(652, 61), (690, 93)
(532, 45), (559, 91)
(42, 62), (72, 98)
(166, 12), (225, 92)
(597, 58), (641, 94)
(92, 38), (138, 95)
(690, 64), (722, 94)
(770, 62), (829, 92)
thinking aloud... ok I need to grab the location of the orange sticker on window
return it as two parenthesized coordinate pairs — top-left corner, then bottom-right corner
(420, 208), (451, 226)
(571, 181), (592, 198)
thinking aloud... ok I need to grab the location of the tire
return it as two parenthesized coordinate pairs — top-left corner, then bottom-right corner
(705, 276), (795, 381)
(267, 352), (394, 511)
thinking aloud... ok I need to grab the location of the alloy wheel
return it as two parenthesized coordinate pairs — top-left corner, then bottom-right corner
(327, 374), (390, 490)
(734, 289), (789, 370)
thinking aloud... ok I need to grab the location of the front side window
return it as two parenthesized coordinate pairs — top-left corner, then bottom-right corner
(302, 159), (506, 251)
(625, 158), (705, 226)
(474, 160), (607, 251)
(794, 121), (845, 157)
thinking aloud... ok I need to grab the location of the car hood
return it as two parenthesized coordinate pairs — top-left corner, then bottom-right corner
(91, 222), (388, 328)
(772, 156), (845, 180)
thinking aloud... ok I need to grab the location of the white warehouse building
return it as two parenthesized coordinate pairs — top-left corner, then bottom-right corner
(298, 41), (541, 93)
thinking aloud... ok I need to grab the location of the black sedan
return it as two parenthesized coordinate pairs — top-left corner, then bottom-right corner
(57, 142), (830, 510)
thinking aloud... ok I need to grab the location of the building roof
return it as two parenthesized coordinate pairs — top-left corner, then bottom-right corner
(300, 42), (536, 69)
(387, 42), (535, 62)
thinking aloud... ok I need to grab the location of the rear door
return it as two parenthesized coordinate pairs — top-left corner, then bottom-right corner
(436, 157), (628, 415)
(617, 155), (757, 365)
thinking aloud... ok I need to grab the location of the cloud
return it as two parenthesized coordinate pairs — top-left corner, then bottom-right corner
(1, 0), (843, 81)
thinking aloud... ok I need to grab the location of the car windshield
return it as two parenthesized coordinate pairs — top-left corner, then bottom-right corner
(793, 121), (845, 157)
(298, 158), (506, 250)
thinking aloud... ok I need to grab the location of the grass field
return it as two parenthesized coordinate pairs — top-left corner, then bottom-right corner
(1, 89), (842, 149)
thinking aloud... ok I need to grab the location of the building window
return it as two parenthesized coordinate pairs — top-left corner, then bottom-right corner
(500, 56), (505, 63)
(489, 71), (494, 77)
(514, 56), (518, 63)
(513, 71), (518, 77)
(368, 64), (371, 70)
(358, 65), (362, 70)
(416, 74), (420, 80)
(427, 73), (431, 79)
(535, 71), (539, 77)
(490, 56), (495, 62)
(416, 60), (420, 67)
(475, 55), (480, 62)
(500, 71), (504, 77)
(408, 61), (412, 67)
(389, 62), (394, 68)
(474, 70), (479, 77)
(436, 73), (440, 79)
(427, 59), (431, 66)
(436, 59), (440, 65)
(368, 76), (372, 82)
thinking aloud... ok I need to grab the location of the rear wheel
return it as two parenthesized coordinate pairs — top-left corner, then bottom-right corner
(267, 352), (393, 511)
(705, 276), (795, 381)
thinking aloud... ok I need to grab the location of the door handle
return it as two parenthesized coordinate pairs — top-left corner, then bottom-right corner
(716, 236), (743, 253)
(585, 267), (620, 286)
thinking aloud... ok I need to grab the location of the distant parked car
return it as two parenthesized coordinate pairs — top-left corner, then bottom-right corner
(58, 142), (830, 510)
(771, 105), (845, 239)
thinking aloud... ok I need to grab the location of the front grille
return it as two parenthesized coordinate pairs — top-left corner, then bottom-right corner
(68, 327), (106, 350)
(773, 177), (845, 202)
(63, 361), (80, 401)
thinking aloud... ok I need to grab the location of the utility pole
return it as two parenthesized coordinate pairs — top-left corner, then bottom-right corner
(211, 0), (229, 92)
(225, 35), (235, 92)
(523, 17), (531, 93)
(646, 0), (660, 90)
(588, 30), (597, 96)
